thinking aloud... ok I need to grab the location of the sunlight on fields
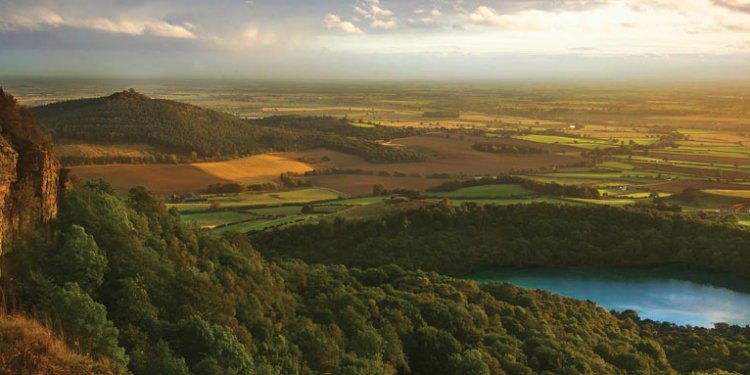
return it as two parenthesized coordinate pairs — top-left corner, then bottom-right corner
(193, 154), (313, 182)
(704, 190), (750, 199)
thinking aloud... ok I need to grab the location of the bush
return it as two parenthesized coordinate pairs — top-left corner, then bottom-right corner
(50, 225), (107, 295)
(47, 283), (128, 373)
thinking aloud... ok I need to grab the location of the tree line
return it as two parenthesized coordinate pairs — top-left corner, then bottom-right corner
(472, 142), (548, 155)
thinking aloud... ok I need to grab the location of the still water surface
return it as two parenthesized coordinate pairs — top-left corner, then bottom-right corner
(466, 266), (750, 327)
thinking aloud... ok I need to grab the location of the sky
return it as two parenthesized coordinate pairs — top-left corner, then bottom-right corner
(1, 0), (750, 81)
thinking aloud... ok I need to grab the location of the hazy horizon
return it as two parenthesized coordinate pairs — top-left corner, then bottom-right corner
(2, 0), (750, 82)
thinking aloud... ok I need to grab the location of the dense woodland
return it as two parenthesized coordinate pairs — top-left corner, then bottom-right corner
(32, 90), (425, 164)
(1, 182), (748, 374)
(4, 89), (750, 374)
(254, 201), (750, 278)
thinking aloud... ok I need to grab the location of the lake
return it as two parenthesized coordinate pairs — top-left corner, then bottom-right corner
(465, 266), (750, 327)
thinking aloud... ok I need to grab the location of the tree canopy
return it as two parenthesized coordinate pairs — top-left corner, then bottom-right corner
(2, 183), (749, 374)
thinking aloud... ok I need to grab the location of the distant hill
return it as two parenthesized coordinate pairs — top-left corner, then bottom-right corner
(32, 90), (425, 164)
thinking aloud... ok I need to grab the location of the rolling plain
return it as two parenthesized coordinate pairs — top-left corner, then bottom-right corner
(6, 80), (750, 234)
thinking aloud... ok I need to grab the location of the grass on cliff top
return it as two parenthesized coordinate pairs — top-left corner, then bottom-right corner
(0, 313), (115, 375)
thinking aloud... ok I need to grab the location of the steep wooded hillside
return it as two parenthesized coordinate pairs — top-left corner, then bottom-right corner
(32, 91), (425, 164)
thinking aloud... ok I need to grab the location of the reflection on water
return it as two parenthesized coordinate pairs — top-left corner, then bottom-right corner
(466, 267), (750, 327)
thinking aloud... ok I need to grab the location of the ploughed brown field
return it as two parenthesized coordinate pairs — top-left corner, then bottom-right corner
(69, 135), (584, 195)
(71, 154), (314, 194)
(293, 134), (583, 174)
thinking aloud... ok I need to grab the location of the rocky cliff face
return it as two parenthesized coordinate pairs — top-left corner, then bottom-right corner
(0, 89), (60, 254)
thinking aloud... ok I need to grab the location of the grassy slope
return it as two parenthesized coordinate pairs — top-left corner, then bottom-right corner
(170, 188), (343, 212)
(0, 314), (115, 375)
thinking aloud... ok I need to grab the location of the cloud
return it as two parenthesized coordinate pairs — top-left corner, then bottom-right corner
(0, 7), (64, 30)
(206, 24), (308, 53)
(0, 6), (195, 39)
(355, 0), (398, 29)
(465, 6), (543, 31)
(324, 14), (363, 34)
(240, 26), (276, 46)
(712, 0), (750, 13)
(724, 23), (750, 31)
(407, 16), (442, 29)
(370, 19), (397, 29)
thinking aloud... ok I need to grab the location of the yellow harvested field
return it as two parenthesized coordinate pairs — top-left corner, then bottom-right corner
(193, 154), (313, 182)
(71, 153), (314, 194)
(260, 106), (409, 113)
(703, 189), (750, 199)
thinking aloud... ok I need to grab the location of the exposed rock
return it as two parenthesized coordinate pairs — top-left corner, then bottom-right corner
(0, 135), (19, 252)
(0, 89), (61, 256)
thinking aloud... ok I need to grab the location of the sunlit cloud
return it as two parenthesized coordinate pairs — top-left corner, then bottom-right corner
(711, 0), (750, 13)
(464, 6), (545, 31)
(324, 14), (363, 34)
(1, 0), (749, 80)
(0, 6), (195, 39)
(353, 0), (398, 29)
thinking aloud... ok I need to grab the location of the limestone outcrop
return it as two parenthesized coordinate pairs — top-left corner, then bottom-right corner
(0, 89), (60, 254)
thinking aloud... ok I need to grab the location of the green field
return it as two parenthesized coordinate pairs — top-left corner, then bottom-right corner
(514, 134), (617, 150)
(191, 195), (397, 233)
(170, 188), (344, 212)
(181, 211), (256, 228)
